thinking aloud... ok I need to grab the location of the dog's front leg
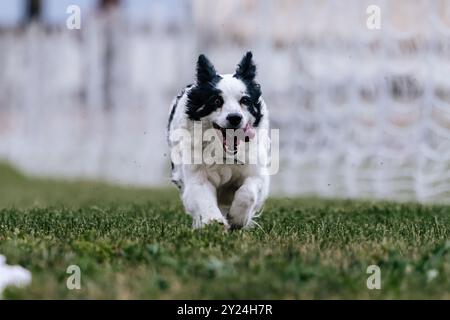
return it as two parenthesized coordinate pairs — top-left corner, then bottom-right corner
(182, 169), (228, 228)
(229, 176), (268, 229)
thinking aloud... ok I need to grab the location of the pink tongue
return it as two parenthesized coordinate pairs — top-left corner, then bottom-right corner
(219, 124), (255, 149)
(244, 123), (256, 140)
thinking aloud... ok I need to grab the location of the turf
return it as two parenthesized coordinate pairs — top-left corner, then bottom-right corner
(0, 163), (449, 299)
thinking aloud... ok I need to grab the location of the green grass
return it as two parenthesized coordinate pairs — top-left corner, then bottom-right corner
(0, 162), (449, 299)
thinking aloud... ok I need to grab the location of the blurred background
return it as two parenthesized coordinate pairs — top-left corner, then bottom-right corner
(0, 0), (450, 203)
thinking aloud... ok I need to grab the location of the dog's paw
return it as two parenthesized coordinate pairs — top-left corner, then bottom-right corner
(228, 215), (250, 230)
(193, 216), (229, 229)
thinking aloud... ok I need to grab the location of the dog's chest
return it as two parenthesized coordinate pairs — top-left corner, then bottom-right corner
(205, 164), (246, 188)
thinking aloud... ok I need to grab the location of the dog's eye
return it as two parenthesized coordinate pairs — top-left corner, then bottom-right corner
(240, 96), (251, 105)
(211, 97), (222, 107)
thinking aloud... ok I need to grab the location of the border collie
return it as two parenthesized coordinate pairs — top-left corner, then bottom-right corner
(167, 52), (270, 229)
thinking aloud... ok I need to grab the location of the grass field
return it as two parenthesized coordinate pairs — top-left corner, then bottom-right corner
(0, 162), (449, 299)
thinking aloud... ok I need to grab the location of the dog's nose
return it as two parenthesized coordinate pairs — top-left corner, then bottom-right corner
(226, 113), (242, 127)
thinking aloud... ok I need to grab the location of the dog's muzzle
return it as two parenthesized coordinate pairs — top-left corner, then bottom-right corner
(213, 122), (256, 155)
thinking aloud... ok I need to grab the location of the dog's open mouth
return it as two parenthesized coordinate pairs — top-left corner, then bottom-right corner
(213, 122), (256, 155)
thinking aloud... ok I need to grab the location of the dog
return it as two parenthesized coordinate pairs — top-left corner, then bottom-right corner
(167, 52), (270, 229)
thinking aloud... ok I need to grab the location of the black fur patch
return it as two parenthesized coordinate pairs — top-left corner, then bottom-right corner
(234, 51), (263, 127)
(168, 84), (192, 133)
(186, 54), (223, 121)
(186, 81), (223, 120)
(197, 54), (217, 84)
(235, 51), (257, 81)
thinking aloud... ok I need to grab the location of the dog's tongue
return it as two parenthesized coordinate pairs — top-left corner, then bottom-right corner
(219, 123), (256, 154)
(243, 122), (256, 140)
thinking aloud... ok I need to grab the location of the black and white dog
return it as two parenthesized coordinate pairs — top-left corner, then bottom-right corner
(167, 52), (270, 229)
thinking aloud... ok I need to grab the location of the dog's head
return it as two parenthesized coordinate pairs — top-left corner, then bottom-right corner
(186, 52), (263, 153)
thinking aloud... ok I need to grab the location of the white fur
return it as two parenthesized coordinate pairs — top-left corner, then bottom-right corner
(168, 74), (270, 229)
(212, 75), (248, 129)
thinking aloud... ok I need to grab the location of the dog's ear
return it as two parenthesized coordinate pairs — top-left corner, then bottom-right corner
(235, 51), (256, 81)
(196, 54), (217, 84)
